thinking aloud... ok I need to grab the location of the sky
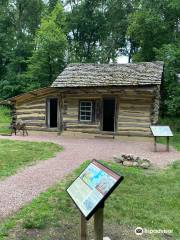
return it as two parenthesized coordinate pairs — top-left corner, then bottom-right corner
(117, 55), (129, 64)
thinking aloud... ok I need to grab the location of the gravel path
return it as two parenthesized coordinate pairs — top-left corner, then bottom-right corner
(0, 134), (180, 219)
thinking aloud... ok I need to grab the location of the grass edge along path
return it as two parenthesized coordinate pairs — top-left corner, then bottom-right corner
(0, 160), (179, 240)
(0, 139), (63, 179)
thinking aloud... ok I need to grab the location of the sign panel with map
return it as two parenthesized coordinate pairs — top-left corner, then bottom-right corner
(67, 160), (124, 220)
(150, 126), (173, 137)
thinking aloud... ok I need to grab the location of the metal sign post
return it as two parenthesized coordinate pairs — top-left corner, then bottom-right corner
(150, 126), (173, 152)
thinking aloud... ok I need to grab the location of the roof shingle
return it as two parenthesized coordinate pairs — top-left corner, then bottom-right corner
(51, 62), (164, 88)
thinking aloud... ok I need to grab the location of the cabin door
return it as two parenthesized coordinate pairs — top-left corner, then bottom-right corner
(102, 98), (116, 132)
(48, 98), (58, 128)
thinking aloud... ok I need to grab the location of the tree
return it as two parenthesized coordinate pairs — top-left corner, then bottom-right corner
(155, 42), (180, 117)
(48, 0), (59, 12)
(127, 0), (180, 62)
(25, 2), (67, 90)
(0, 1), (14, 78)
(66, 0), (130, 63)
(0, 0), (45, 99)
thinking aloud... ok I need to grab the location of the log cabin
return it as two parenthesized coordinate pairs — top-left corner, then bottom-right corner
(2, 62), (164, 137)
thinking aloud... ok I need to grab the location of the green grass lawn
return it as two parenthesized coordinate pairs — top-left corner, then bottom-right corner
(0, 160), (179, 240)
(0, 106), (11, 135)
(0, 139), (62, 179)
(158, 133), (180, 151)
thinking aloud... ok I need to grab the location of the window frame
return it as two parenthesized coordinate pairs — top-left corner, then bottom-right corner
(79, 100), (93, 123)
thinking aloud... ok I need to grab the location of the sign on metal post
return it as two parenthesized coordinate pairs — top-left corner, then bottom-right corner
(67, 160), (124, 240)
(150, 126), (173, 152)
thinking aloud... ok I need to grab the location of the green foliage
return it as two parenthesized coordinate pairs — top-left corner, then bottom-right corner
(0, 106), (11, 134)
(127, 0), (178, 62)
(0, 0), (179, 120)
(66, 0), (129, 63)
(155, 42), (180, 117)
(159, 117), (180, 132)
(127, 0), (180, 118)
(0, 106), (11, 123)
(25, 2), (67, 90)
(0, 0), (45, 99)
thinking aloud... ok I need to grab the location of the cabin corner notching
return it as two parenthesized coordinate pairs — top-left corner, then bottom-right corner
(6, 62), (164, 137)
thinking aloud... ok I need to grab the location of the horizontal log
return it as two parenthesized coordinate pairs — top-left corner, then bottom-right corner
(26, 126), (44, 130)
(63, 117), (78, 122)
(120, 102), (151, 107)
(118, 131), (151, 136)
(65, 125), (99, 129)
(25, 122), (46, 127)
(118, 127), (150, 132)
(16, 111), (46, 115)
(25, 99), (45, 106)
(16, 105), (45, 110)
(119, 100), (152, 105)
(17, 116), (46, 121)
(66, 129), (100, 134)
(118, 123), (150, 128)
(119, 93), (153, 98)
(16, 107), (46, 113)
(119, 110), (150, 117)
(64, 95), (101, 99)
(63, 113), (79, 118)
(17, 112), (45, 117)
(66, 107), (78, 111)
(17, 101), (45, 107)
(63, 121), (99, 128)
(120, 106), (151, 111)
(118, 117), (150, 123)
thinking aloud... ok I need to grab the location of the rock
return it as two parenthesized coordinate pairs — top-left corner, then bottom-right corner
(140, 162), (150, 169)
(114, 154), (151, 169)
(123, 161), (134, 167)
(113, 155), (124, 163)
(135, 157), (140, 162)
(132, 162), (138, 167)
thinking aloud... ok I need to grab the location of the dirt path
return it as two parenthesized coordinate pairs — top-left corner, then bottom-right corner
(0, 134), (179, 219)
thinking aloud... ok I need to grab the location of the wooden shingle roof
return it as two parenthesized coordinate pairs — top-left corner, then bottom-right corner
(51, 61), (164, 88)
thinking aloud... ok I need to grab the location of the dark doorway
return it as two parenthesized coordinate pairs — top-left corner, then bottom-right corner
(103, 98), (115, 131)
(49, 98), (58, 128)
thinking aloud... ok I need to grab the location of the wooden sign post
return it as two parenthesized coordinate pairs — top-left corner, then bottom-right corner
(94, 203), (104, 240)
(150, 126), (173, 152)
(80, 213), (87, 240)
(80, 203), (104, 240)
(67, 160), (124, 240)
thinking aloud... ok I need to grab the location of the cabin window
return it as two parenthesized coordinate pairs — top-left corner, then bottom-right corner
(79, 101), (93, 122)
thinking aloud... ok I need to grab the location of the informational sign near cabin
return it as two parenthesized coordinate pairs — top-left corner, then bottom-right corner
(150, 126), (173, 152)
(67, 160), (124, 240)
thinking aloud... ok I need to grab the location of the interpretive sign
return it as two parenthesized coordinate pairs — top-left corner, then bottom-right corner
(67, 160), (124, 220)
(150, 126), (173, 137)
(150, 125), (173, 152)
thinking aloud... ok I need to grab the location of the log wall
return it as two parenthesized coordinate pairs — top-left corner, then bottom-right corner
(13, 86), (158, 136)
(117, 88), (154, 136)
(63, 96), (100, 134)
(15, 91), (60, 131)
